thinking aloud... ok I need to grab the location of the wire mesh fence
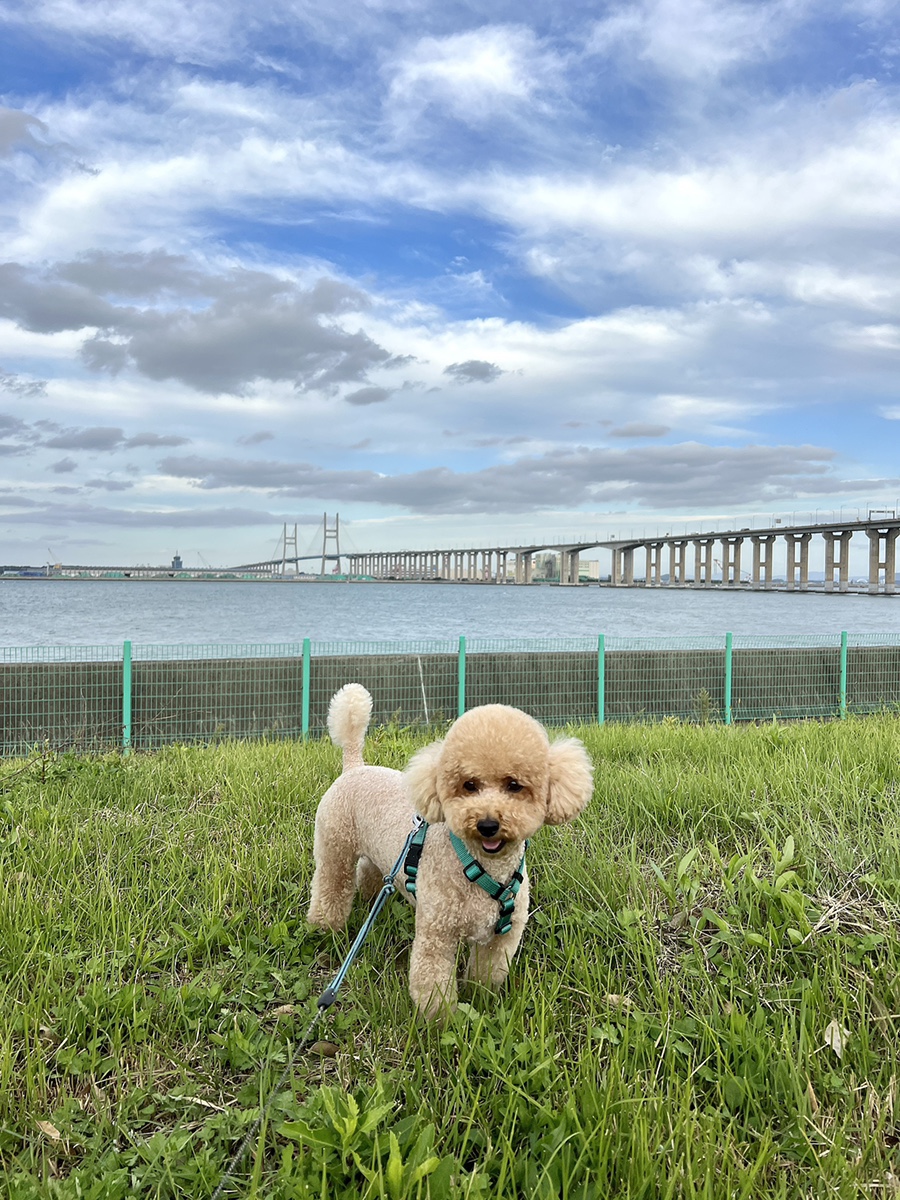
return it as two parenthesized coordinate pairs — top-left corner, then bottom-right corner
(1, 632), (898, 756)
(602, 636), (725, 723)
(131, 643), (308, 751)
(730, 634), (844, 722)
(466, 638), (599, 726)
(307, 640), (460, 733)
(0, 645), (123, 755)
(845, 634), (900, 716)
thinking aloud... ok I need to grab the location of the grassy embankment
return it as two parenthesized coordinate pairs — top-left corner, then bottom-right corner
(1, 716), (900, 1198)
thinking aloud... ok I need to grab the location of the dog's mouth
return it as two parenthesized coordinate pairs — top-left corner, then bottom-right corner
(480, 837), (506, 854)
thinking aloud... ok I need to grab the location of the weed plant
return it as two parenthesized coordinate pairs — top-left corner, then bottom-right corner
(1, 716), (900, 1197)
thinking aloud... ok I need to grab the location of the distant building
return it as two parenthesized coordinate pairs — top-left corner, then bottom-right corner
(171, 554), (183, 570)
(533, 552), (558, 581)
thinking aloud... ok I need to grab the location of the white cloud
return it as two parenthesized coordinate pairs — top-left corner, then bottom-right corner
(588, 0), (808, 81)
(11, 0), (243, 63)
(1, 76), (387, 257)
(833, 322), (900, 352)
(10, 52), (897, 330)
(481, 115), (900, 253)
(386, 25), (565, 129)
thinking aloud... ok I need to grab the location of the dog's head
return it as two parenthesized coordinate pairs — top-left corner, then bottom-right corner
(404, 705), (593, 857)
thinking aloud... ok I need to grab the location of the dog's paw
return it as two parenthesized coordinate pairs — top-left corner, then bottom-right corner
(306, 908), (346, 932)
(410, 979), (457, 1021)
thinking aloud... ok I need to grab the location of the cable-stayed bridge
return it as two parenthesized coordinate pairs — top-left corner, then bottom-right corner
(7, 510), (899, 592)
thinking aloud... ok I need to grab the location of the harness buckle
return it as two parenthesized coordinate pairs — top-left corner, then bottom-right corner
(463, 860), (486, 883)
(402, 817), (429, 900)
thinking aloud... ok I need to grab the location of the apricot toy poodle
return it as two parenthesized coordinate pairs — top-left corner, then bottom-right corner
(307, 682), (593, 1018)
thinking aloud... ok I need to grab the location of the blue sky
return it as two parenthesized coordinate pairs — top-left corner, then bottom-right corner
(0, 0), (898, 567)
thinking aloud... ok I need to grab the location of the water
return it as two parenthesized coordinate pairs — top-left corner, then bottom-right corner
(1, 579), (899, 647)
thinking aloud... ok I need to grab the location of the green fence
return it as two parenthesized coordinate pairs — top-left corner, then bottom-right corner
(1, 633), (899, 757)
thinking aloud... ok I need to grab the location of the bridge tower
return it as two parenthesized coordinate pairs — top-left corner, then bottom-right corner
(281, 523), (298, 575)
(321, 513), (342, 577)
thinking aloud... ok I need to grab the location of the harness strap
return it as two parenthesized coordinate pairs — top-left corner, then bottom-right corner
(448, 830), (528, 936)
(402, 820), (429, 896)
(403, 823), (528, 935)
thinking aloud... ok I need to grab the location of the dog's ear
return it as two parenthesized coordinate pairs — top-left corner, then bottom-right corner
(404, 740), (445, 823)
(545, 737), (593, 825)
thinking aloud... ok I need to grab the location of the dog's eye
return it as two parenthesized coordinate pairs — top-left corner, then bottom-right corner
(462, 779), (479, 793)
(506, 779), (523, 793)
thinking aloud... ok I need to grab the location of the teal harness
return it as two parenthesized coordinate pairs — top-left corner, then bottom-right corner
(402, 820), (527, 936)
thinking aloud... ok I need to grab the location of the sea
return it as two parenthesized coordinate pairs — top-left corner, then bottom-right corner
(1, 579), (899, 647)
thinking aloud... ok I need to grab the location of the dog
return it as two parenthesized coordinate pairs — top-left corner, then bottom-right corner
(307, 683), (593, 1018)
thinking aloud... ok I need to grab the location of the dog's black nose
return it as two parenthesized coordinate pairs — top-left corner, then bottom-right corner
(476, 817), (500, 836)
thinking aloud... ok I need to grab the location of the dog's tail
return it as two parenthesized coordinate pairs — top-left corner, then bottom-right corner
(327, 683), (373, 772)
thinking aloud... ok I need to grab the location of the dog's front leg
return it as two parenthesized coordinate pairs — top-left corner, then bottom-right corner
(466, 878), (529, 989)
(408, 927), (458, 1019)
(466, 937), (512, 989)
(466, 919), (526, 990)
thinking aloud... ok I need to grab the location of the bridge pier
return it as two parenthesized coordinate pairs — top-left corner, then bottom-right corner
(643, 542), (663, 586)
(720, 536), (743, 585)
(750, 535), (775, 589)
(559, 549), (580, 584)
(823, 531), (852, 592)
(785, 532), (812, 591)
(692, 538), (715, 586)
(867, 527), (899, 595)
(612, 546), (634, 586)
(669, 540), (689, 585)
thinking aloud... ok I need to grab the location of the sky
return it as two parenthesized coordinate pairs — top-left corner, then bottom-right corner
(1, 0), (899, 568)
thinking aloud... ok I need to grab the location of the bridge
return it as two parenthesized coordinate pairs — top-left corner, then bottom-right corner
(8, 511), (899, 593)
(234, 511), (900, 594)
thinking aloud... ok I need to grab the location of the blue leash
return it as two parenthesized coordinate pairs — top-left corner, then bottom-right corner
(316, 813), (424, 1009)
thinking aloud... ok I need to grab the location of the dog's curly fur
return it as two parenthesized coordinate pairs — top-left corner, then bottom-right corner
(307, 683), (594, 1018)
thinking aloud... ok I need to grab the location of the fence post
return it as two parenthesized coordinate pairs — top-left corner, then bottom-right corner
(302, 637), (311, 739)
(122, 640), (132, 755)
(839, 630), (848, 719)
(724, 632), (733, 725)
(597, 634), (606, 725)
(457, 635), (466, 718)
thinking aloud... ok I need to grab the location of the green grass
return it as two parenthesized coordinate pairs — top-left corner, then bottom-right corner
(1, 716), (900, 1197)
